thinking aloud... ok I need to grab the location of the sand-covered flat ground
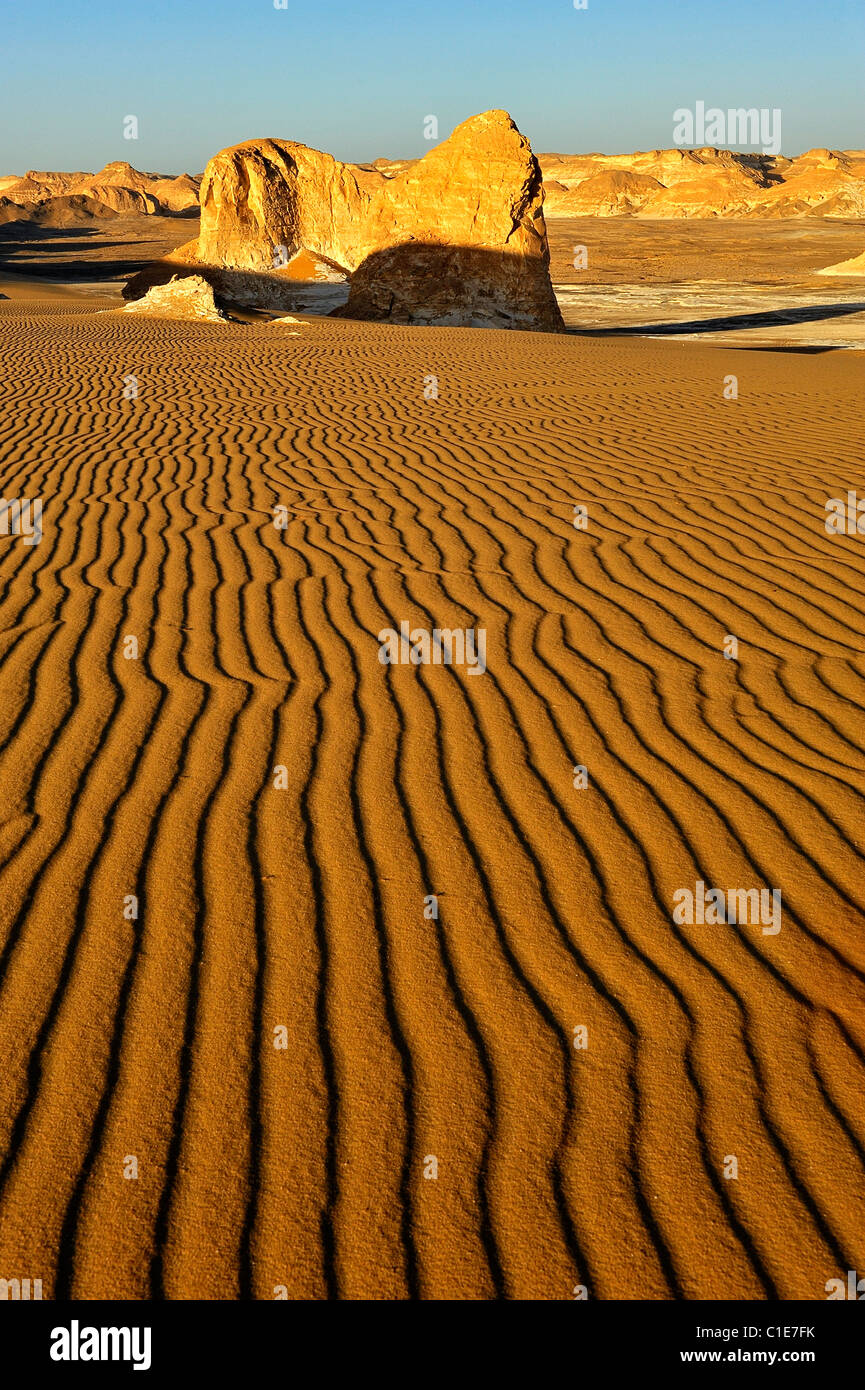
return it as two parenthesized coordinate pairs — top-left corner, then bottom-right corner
(0, 284), (863, 1299)
(547, 219), (865, 347)
(0, 215), (196, 290)
(4, 215), (865, 346)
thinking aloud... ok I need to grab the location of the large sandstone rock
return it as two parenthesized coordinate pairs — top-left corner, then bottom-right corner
(191, 110), (563, 330)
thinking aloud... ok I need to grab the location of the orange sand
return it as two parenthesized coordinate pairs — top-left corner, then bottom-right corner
(0, 286), (863, 1300)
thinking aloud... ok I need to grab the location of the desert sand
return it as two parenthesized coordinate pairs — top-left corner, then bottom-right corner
(547, 218), (865, 348)
(0, 273), (863, 1299)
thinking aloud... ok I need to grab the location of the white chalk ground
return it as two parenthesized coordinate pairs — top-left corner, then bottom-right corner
(554, 280), (865, 348)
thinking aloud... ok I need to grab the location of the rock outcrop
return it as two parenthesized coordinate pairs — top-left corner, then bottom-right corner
(817, 249), (865, 276)
(117, 274), (227, 320)
(186, 110), (563, 330)
(0, 196), (32, 224)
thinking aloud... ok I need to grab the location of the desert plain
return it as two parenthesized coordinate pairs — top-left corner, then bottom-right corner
(0, 116), (863, 1302)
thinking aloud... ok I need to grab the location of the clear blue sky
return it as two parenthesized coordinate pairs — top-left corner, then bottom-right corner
(2, 0), (861, 174)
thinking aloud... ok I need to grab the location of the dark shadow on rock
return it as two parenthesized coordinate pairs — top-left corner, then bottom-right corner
(330, 242), (564, 332)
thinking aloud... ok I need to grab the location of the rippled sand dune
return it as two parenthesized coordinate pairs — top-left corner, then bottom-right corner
(0, 286), (863, 1300)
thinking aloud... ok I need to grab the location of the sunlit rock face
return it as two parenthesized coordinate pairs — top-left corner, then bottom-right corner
(193, 110), (564, 331)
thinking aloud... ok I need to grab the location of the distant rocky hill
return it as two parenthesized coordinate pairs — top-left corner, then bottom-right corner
(0, 161), (200, 220)
(538, 147), (865, 218)
(0, 192), (120, 227)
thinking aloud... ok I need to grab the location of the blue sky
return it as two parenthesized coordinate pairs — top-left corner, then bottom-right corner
(2, 0), (861, 173)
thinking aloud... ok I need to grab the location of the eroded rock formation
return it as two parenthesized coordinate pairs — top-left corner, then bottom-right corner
(186, 110), (563, 330)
